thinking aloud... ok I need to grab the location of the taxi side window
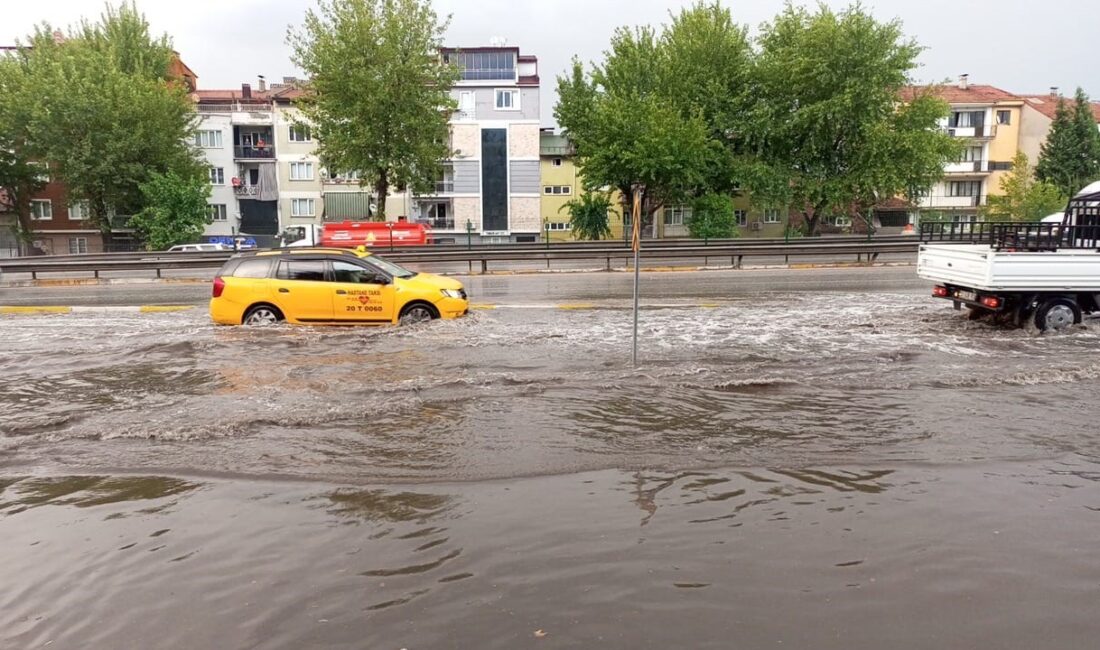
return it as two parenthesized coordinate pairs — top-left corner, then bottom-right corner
(277, 260), (326, 281)
(331, 260), (387, 284)
(231, 258), (273, 279)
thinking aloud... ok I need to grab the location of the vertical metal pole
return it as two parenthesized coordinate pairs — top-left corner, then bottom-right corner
(631, 189), (642, 367)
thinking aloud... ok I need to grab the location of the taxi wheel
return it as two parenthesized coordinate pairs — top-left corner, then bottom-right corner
(399, 302), (438, 325)
(243, 304), (284, 326)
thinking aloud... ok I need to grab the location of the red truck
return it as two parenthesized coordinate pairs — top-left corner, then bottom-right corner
(282, 222), (432, 249)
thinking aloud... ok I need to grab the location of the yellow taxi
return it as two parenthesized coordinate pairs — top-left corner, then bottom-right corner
(209, 248), (468, 326)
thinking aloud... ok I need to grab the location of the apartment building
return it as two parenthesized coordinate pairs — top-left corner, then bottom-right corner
(272, 86), (324, 233)
(908, 77), (1100, 224)
(193, 85), (281, 246)
(387, 47), (542, 244)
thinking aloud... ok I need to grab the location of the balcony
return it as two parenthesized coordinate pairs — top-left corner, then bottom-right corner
(945, 124), (995, 139)
(234, 185), (260, 198)
(922, 195), (981, 209)
(413, 199), (454, 230)
(234, 145), (275, 160)
(434, 180), (454, 193)
(944, 160), (990, 174)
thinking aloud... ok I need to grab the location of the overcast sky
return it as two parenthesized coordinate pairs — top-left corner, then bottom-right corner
(4, 0), (1096, 127)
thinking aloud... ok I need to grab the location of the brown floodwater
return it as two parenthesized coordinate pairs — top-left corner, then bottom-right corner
(2, 292), (1100, 648)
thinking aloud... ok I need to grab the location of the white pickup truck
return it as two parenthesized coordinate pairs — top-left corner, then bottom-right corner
(918, 182), (1100, 331)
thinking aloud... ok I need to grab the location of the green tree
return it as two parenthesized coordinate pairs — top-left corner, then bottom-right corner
(0, 56), (47, 254)
(559, 192), (615, 240)
(555, 24), (713, 236)
(985, 152), (1067, 222)
(687, 193), (736, 240)
(1036, 88), (1100, 196)
(288, 0), (459, 221)
(18, 3), (203, 249)
(750, 4), (959, 236)
(128, 171), (212, 250)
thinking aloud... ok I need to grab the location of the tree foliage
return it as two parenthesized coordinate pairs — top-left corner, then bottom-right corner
(129, 171), (212, 250)
(0, 56), (48, 252)
(556, 2), (958, 238)
(289, 0), (459, 221)
(751, 4), (959, 235)
(15, 2), (203, 248)
(1036, 88), (1100, 197)
(688, 193), (736, 240)
(984, 152), (1067, 222)
(555, 19), (715, 233)
(559, 192), (614, 241)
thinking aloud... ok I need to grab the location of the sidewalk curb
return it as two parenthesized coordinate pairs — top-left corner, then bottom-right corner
(0, 305), (196, 315)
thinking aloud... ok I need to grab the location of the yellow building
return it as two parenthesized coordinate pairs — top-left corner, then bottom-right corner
(539, 131), (625, 242)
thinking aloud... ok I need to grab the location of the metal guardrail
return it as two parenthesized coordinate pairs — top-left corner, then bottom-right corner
(0, 240), (920, 280)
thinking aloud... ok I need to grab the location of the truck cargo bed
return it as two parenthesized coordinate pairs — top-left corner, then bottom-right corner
(918, 244), (1100, 291)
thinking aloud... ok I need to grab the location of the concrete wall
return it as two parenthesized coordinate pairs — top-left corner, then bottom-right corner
(452, 160), (480, 194)
(509, 161), (540, 194)
(196, 112), (238, 238)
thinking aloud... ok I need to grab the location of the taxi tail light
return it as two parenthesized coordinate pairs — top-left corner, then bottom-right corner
(212, 276), (226, 298)
(932, 286), (949, 298)
(980, 296), (1002, 309)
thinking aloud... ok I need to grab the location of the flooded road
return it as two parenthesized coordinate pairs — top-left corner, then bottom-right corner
(3, 286), (1100, 648)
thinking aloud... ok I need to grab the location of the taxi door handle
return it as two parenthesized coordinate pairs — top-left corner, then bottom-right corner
(335, 290), (347, 295)
(278, 288), (290, 293)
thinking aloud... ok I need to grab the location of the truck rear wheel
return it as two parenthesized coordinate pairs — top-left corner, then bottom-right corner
(1034, 298), (1081, 332)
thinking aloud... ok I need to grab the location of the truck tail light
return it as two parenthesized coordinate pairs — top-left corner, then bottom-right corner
(932, 286), (949, 298)
(212, 276), (226, 298)
(980, 296), (1002, 309)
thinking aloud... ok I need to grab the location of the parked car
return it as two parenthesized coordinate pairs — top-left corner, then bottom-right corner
(167, 243), (231, 252)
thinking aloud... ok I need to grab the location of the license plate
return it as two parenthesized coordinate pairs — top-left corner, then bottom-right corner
(956, 290), (976, 302)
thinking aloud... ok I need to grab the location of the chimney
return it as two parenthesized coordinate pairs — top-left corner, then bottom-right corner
(1050, 86), (1060, 99)
(258, 75), (266, 93)
(959, 74), (969, 91)
(241, 83), (252, 100)
(52, 30), (65, 44)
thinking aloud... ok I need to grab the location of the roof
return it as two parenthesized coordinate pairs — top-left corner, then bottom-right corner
(904, 84), (1020, 105)
(1020, 94), (1100, 122)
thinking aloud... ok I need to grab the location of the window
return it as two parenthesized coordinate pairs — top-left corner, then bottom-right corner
(959, 146), (983, 163)
(546, 222), (572, 231)
(276, 260), (326, 282)
(825, 215), (851, 227)
(445, 51), (516, 81)
(332, 260), (386, 284)
(328, 170), (360, 181)
(31, 162), (50, 183)
(552, 158), (563, 167)
(495, 89), (519, 110)
(289, 125), (312, 142)
(210, 167), (225, 185)
(543, 185), (572, 195)
(949, 111), (984, 128)
(664, 205), (692, 226)
(762, 208), (780, 224)
(208, 204), (228, 221)
(948, 181), (981, 197)
(997, 110), (1011, 125)
(68, 237), (88, 255)
(291, 198), (316, 217)
(195, 130), (222, 148)
(231, 258), (273, 279)
(989, 160), (1014, 171)
(68, 201), (90, 221)
(417, 201), (453, 229)
(290, 162), (314, 181)
(31, 199), (52, 220)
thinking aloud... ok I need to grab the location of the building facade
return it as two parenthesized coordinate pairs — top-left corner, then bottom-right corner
(388, 47), (542, 244)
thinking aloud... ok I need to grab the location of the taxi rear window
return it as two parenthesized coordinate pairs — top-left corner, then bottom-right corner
(230, 258), (273, 279)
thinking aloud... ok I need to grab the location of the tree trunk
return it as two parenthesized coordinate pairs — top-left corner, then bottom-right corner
(93, 197), (114, 252)
(374, 169), (389, 222)
(802, 211), (820, 237)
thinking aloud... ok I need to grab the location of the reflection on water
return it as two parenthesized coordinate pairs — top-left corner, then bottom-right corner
(0, 475), (199, 515)
(2, 461), (1099, 649)
(322, 488), (454, 523)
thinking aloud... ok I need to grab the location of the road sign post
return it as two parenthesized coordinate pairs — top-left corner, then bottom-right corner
(631, 187), (642, 367)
